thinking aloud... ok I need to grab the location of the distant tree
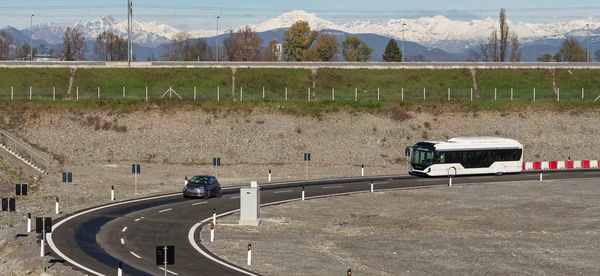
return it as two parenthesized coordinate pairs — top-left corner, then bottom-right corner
(263, 40), (281, 61)
(61, 27), (87, 61)
(487, 9), (520, 62)
(94, 31), (127, 61)
(536, 53), (553, 62)
(408, 54), (426, 62)
(510, 33), (521, 62)
(342, 36), (372, 62)
(382, 39), (402, 62)
(556, 37), (587, 62)
(223, 26), (263, 61)
(163, 32), (211, 61)
(553, 52), (563, 62)
(16, 43), (36, 60)
(0, 30), (13, 60)
(596, 49), (600, 62)
(469, 43), (491, 62)
(307, 33), (338, 61)
(283, 21), (318, 61)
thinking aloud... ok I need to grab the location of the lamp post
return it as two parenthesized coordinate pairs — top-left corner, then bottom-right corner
(401, 22), (407, 62)
(587, 23), (591, 63)
(216, 16), (220, 62)
(30, 14), (34, 61)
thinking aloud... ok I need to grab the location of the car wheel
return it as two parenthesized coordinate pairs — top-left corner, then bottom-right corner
(203, 191), (210, 200)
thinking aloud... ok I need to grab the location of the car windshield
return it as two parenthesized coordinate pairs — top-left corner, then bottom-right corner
(188, 176), (211, 186)
(412, 146), (434, 168)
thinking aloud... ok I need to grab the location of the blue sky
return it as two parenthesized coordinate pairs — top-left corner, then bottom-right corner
(1, 0), (597, 29)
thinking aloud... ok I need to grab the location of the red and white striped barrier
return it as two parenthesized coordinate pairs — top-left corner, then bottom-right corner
(523, 160), (599, 171)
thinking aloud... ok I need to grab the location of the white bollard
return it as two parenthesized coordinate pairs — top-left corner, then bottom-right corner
(217, 86), (220, 101)
(361, 164), (365, 176)
(55, 197), (59, 215)
(539, 173), (543, 182)
(210, 223), (215, 242)
(212, 209), (217, 226)
(285, 86), (288, 101)
(247, 244), (252, 265)
(117, 262), (123, 276)
(27, 213), (32, 232)
(268, 169), (272, 182)
(370, 181), (374, 193)
(262, 87), (265, 99)
(40, 235), (45, 257)
(111, 185), (115, 201)
(449, 177), (453, 187)
(301, 187), (305, 201)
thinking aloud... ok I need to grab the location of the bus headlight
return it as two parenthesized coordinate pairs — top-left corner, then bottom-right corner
(427, 167), (431, 173)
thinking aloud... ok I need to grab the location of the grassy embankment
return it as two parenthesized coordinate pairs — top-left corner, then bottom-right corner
(0, 68), (598, 110)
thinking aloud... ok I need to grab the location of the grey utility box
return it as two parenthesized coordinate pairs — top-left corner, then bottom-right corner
(239, 181), (261, 226)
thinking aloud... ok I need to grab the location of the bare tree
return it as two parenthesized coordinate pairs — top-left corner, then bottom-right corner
(163, 32), (211, 61)
(61, 27), (87, 61)
(469, 43), (491, 62)
(499, 8), (510, 62)
(489, 29), (499, 61)
(0, 30), (13, 60)
(510, 33), (521, 62)
(223, 26), (263, 61)
(94, 31), (127, 61)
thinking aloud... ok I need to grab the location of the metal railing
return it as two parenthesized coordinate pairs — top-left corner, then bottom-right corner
(0, 130), (50, 173)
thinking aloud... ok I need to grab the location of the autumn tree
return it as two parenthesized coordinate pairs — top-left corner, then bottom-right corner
(163, 32), (211, 61)
(283, 21), (318, 61)
(61, 27), (87, 61)
(342, 36), (372, 62)
(307, 33), (338, 61)
(0, 30), (13, 60)
(223, 26), (263, 61)
(382, 39), (402, 62)
(94, 31), (127, 61)
(17, 43), (37, 60)
(555, 37), (587, 62)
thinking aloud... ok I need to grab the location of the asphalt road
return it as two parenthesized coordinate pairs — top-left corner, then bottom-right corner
(47, 170), (600, 276)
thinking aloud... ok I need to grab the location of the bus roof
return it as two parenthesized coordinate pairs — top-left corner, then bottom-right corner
(426, 137), (522, 151)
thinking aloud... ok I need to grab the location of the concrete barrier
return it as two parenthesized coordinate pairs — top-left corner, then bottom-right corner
(591, 160), (599, 168)
(565, 161), (574, 169)
(549, 161), (558, 170)
(557, 161), (566, 169)
(541, 161), (549, 170)
(533, 162), (542, 170)
(574, 160), (582, 168)
(582, 160), (590, 168)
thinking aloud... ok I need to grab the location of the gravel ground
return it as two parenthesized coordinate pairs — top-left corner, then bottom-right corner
(202, 178), (600, 275)
(1, 107), (599, 275)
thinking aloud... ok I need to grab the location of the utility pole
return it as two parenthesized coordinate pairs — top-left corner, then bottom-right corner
(127, 0), (133, 67)
(30, 14), (34, 61)
(401, 22), (407, 62)
(216, 16), (220, 62)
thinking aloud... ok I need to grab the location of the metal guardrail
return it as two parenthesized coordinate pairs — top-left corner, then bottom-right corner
(0, 130), (50, 173)
(0, 61), (599, 69)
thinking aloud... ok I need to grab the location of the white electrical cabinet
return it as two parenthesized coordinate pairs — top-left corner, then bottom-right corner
(239, 181), (261, 226)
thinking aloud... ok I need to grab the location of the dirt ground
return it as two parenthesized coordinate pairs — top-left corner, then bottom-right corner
(1, 107), (600, 275)
(202, 178), (600, 275)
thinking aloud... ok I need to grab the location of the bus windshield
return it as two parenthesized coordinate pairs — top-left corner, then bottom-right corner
(412, 146), (434, 169)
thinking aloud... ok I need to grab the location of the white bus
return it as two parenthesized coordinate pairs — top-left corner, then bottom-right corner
(407, 137), (523, 177)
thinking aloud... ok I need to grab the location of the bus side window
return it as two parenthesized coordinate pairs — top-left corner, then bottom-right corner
(437, 152), (446, 164)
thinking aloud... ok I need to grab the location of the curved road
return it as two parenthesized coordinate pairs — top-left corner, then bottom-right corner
(48, 170), (600, 276)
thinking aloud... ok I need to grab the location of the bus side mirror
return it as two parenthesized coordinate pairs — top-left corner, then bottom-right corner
(405, 147), (411, 157)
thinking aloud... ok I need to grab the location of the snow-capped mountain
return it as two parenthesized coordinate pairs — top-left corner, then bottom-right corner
(16, 10), (600, 54)
(24, 15), (180, 47)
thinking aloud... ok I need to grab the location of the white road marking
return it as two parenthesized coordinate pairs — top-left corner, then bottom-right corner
(129, 251), (142, 259)
(159, 267), (179, 275)
(121, 227), (128, 232)
(192, 202), (207, 206)
(274, 189), (293, 194)
(158, 208), (172, 213)
(322, 185), (344, 189)
(120, 238), (125, 245)
(134, 217), (144, 222)
(230, 196), (240, 199)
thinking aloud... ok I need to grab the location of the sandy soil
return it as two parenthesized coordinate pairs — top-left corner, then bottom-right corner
(202, 178), (600, 275)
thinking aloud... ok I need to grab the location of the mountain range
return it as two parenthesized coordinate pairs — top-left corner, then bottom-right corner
(2, 10), (599, 61)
